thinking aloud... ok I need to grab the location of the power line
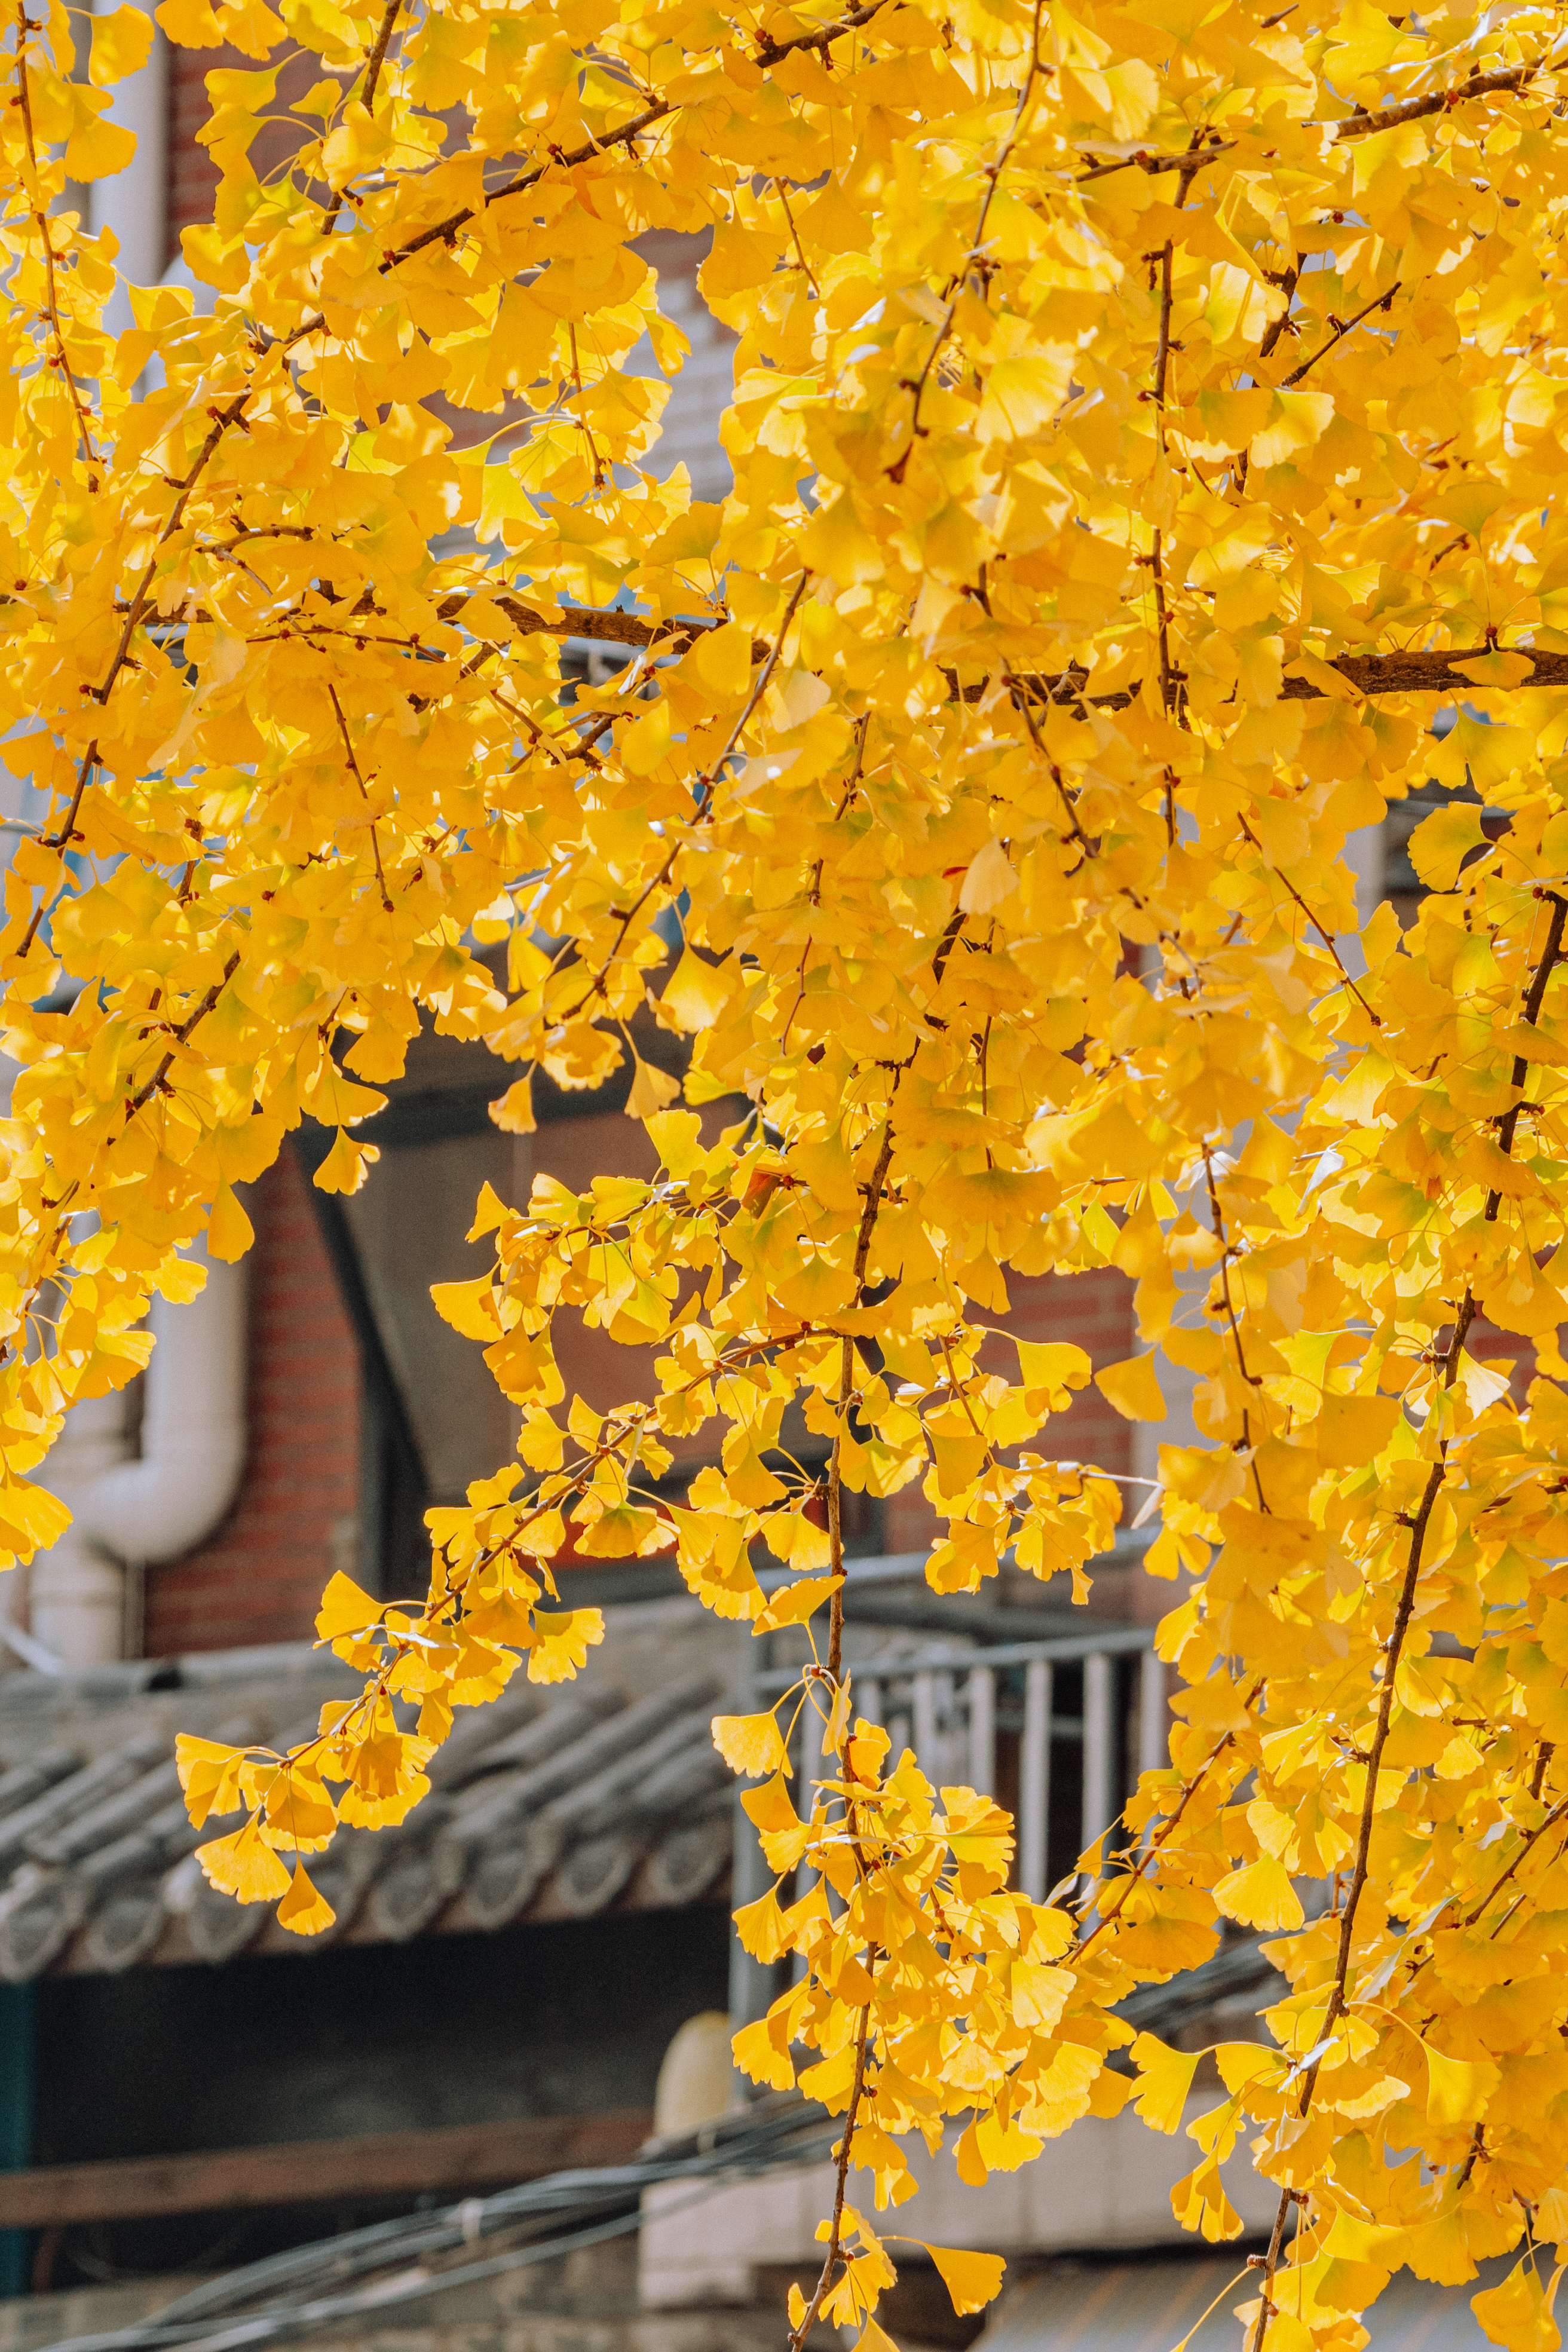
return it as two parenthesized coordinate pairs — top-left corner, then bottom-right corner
(35, 2095), (834, 2352)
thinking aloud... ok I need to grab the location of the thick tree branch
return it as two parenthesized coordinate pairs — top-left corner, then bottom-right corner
(1077, 56), (1560, 186)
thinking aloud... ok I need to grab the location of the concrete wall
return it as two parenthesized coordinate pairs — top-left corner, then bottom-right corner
(640, 2101), (1281, 2309)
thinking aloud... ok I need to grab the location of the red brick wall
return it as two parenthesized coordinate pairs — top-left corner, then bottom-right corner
(881, 1266), (1136, 1561)
(143, 1150), (361, 1656)
(168, 44), (319, 260)
(167, 39), (216, 260)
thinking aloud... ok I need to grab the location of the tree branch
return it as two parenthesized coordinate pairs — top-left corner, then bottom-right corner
(1076, 55), (1560, 187)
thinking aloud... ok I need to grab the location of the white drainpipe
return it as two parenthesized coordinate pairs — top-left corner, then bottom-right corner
(28, 11), (182, 1667)
(88, 0), (169, 339)
(30, 1238), (249, 1667)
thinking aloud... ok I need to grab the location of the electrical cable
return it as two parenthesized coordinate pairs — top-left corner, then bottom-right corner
(33, 2095), (835, 2352)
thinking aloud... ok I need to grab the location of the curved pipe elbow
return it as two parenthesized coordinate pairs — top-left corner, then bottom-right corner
(76, 1245), (249, 1566)
(77, 1427), (247, 1564)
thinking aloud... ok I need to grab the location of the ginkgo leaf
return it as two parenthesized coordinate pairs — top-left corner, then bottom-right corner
(645, 1110), (706, 1178)
(207, 1183), (254, 1262)
(315, 1571), (381, 1645)
(959, 838), (1019, 914)
(754, 1572), (843, 1632)
(734, 1886), (791, 1961)
(312, 1128), (378, 1195)
(1095, 1353), (1166, 1422)
(1315, 1391), (1401, 1468)
(662, 950), (730, 1030)
(466, 1181), (511, 1241)
(1322, 0), (1425, 89)
(1015, 1340), (1091, 1407)
(1472, 2261), (1559, 2352)
(712, 1710), (787, 1777)
(626, 1056), (681, 1119)
(489, 1077), (537, 1134)
(527, 1609), (603, 1682)
(88, 4), (154, 85)
(923, 2246), (1006, 2317)
(1425, 2045), (1499, 2128)
(1129, 2034), (1200, 2133)
(64, 93), (137, 180)
(197, 1818), (291, 1904)
(175, 1733), (246, 1829)
(975, 352), (1072, 441)
(276, 1860), (337, 1936)
(1213, 1856), (1304, 1933)
(1010, 1959), (1073, 2033)
(1407, 802), (1489, 890)
(430, 1277), (501, 1340)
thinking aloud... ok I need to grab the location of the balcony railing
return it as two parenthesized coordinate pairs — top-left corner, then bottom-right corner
(731, 1618), (1165, 2025)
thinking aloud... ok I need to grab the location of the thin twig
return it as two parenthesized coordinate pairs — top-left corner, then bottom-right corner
(124, 954), (243, 1119)
(787, 1983), (877, 2352)
(1280, 281), (1401, 388)
(887, 0), (1047, 480)
(327, 685), (395, 912)
(1234, 814), (1382, 1024)
(582, 571), (811, 1003)
(1248, 2189), (1294, 2352)
(828, 1124), (898, 1681)
(319, 0), (405, 235)
(773, 178), (821, 296)
(14, 0), (102, 486)
(14, 743), (100, 960)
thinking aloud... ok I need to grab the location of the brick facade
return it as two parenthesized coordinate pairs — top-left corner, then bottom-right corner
(880, 1266), (1137, 1561)
(143, 1150), (361, 1657)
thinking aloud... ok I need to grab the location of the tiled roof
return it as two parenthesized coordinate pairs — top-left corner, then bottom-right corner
(0, 1634), (735, 1982)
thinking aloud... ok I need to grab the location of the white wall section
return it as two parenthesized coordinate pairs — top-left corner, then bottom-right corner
(89, 0), (168, 339)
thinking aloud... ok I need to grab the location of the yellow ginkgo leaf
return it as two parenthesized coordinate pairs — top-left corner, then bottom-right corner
(754, 1572), (843, 1632)
(276, 1861), (337, 1937)
(712, 1710), (788, 1777)
(1129, 2034), (1200, 2133)
(197, 1818), (292, 1904)
(1213, 1855), (1304, 1933)
(88, 5), (155, 85)
(662, 948), (730, 1031)
(923, 2244), (1006, 2316)
(1425, 2045), (1499, 2128)
(207, 1183), (254, 1262)
(626, 1055), (681, 1119)
(1094, 1352), (1166, 1422)
(314, 1570), (381, 1645)
(63, 91), (137, 181)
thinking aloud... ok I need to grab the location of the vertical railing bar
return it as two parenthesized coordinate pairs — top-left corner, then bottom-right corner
(912, 1668), (937, 1775)
(933, 1667), (955, 1787)
(1080, 1650), (1114, 1897)
(1138, 1646), (1166, 1777)
(967, 1664), (996, 1798)
(859, 1675), (884, 1729)
(1020, 1657), (1051, 1901)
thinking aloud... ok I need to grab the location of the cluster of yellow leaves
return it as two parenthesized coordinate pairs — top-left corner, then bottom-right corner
(8, 0), (1568, 2339)
(727, 1701), (1152, 2155)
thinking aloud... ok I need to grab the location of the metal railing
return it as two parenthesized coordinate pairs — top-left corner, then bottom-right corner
(731, 1622), (1166, 2025)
